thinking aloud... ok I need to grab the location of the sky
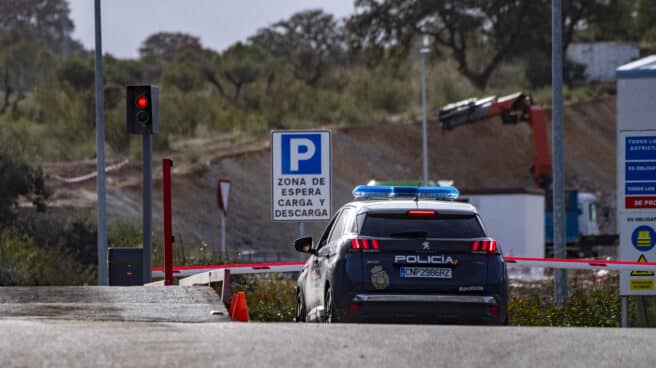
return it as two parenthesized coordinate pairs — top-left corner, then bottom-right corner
(68, 0), (355, 59)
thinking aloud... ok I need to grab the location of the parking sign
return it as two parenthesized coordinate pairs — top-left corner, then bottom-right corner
(272, 130), (331, 221)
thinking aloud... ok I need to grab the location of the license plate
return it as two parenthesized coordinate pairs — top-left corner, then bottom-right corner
(400, 267), (452, 279)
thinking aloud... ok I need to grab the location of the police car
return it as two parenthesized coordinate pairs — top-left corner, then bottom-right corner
(294, 185), (508, 324)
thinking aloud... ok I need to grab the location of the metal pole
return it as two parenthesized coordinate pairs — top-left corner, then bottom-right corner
(143, 134), (152, 284)
(94, 0), (108, 286)
(621, 296), (628, 327)
(220, 212), (226, 258)
(552, 0), (568, 306)
(299, 222), (305, 237)
(421, 48), (429, 186)
(637, 296), (648, 327)
(162, 159), (173, 286)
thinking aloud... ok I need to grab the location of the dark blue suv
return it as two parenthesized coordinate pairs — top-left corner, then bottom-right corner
(294, 185), (508, 324)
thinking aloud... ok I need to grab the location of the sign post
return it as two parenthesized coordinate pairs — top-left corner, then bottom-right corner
(217, 179), (231, 258)
(271, 130), (332, 225)
(162, 159), (173, 286)
(617, 56), (656, 326)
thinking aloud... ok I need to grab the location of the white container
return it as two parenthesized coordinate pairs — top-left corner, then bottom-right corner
(461, 189), (545, 280)
(567, 42), (639, 82)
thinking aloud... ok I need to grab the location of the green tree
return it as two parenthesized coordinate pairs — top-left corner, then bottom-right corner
(161, 49), (207, 92)
(348, 0), (614, 89)
(0, 41), (54, 114)
(139, 32), (203, 62)
(57, 59), (94, 90)
(0, 0), (80, 57)
(220, 43), (271, 103)
(250, 9), (345, 86)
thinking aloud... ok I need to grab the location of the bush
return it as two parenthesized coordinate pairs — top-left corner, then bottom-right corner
(230, 275), (297, 322)
(509, 273), (621, 327)
(0, 231), (96, 286)
(0, 124), (49, 225)
(15, 210), (97, 266)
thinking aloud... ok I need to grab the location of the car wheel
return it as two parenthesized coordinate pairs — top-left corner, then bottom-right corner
(324, 285), (338, 323)
(295, 291), (306, 322)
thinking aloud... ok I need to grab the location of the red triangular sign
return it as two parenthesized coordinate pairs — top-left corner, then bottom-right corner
(218, 179), (231, 216)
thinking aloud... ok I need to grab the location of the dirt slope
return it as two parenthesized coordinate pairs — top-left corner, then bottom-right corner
(44, 96), (617, 260)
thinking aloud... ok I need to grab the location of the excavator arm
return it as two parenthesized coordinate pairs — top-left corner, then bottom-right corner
(438, 92), (552, 190)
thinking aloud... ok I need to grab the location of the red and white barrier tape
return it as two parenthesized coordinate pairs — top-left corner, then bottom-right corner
(151, 257), (656, 278)
(504, 257), (656, 272)
(152, 261), (305, 278)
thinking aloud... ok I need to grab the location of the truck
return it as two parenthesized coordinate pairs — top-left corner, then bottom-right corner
(438, 92), (617, 257)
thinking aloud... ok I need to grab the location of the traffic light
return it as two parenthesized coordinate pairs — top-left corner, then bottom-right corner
(126, 85), (159, 134)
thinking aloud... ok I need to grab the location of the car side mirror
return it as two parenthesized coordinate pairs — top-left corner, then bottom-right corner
(294, 237), (314, 254)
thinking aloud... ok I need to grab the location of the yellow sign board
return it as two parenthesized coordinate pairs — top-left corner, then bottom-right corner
(630, 279), (654, 291)
(631, 254), (655, 276)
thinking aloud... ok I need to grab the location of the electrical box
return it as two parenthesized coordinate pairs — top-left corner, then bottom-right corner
(126, 84), (159, 135)
(108, 248), (144, 286)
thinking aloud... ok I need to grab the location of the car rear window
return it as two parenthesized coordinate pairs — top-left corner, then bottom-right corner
(360, 214), (485, 239)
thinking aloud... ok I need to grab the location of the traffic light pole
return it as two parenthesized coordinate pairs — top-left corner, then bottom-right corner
(143, 133), (153, 284)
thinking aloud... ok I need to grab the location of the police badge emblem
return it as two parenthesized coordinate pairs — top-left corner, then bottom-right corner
(370, 265), (390, 290)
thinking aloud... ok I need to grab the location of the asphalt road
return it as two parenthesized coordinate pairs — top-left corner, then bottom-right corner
(0, 320), (654, 368)
(0, 286), (228, 323)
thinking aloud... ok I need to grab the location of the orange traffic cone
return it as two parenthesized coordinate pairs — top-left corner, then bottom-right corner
(230, 291), (250, 322)
(229, 293), (238, 318)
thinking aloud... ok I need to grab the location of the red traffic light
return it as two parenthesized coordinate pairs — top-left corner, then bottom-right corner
(136, 95), (149, 108)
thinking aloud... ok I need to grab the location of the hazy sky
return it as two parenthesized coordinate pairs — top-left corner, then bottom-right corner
(68, 0), (355, 59)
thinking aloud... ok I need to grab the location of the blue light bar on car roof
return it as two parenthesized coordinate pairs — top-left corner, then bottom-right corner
(352, 185), (459, 201)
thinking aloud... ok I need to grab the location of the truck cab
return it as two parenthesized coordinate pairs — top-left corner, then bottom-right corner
(545, 190), (604, 256)
(577, 192), (601, 237)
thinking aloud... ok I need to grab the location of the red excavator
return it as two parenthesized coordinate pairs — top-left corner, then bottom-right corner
(438, 92), (617, 257)
(438, 92), (552, 190)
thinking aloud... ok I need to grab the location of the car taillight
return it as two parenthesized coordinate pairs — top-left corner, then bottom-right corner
(472, 239), (498, 254)
(407, 209), (436, 217)
(350, 238), (380, 251)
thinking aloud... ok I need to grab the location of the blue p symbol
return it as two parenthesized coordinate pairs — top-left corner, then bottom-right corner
(282, 134), (321, 174)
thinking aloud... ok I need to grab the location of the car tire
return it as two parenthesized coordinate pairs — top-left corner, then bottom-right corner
(295, 290), (306, 322)
(324, 285), (338, 323)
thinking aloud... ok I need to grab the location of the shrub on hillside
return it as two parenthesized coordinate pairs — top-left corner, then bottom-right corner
(0, 231), (95, 286)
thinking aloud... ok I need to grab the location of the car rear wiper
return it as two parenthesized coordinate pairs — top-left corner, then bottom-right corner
(390, 231), (428, 238)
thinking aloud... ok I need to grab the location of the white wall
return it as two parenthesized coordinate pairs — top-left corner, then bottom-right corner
(568, 42), (640, 82)
(466, 194), (545, 258)
(617, 78), (656, 132)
